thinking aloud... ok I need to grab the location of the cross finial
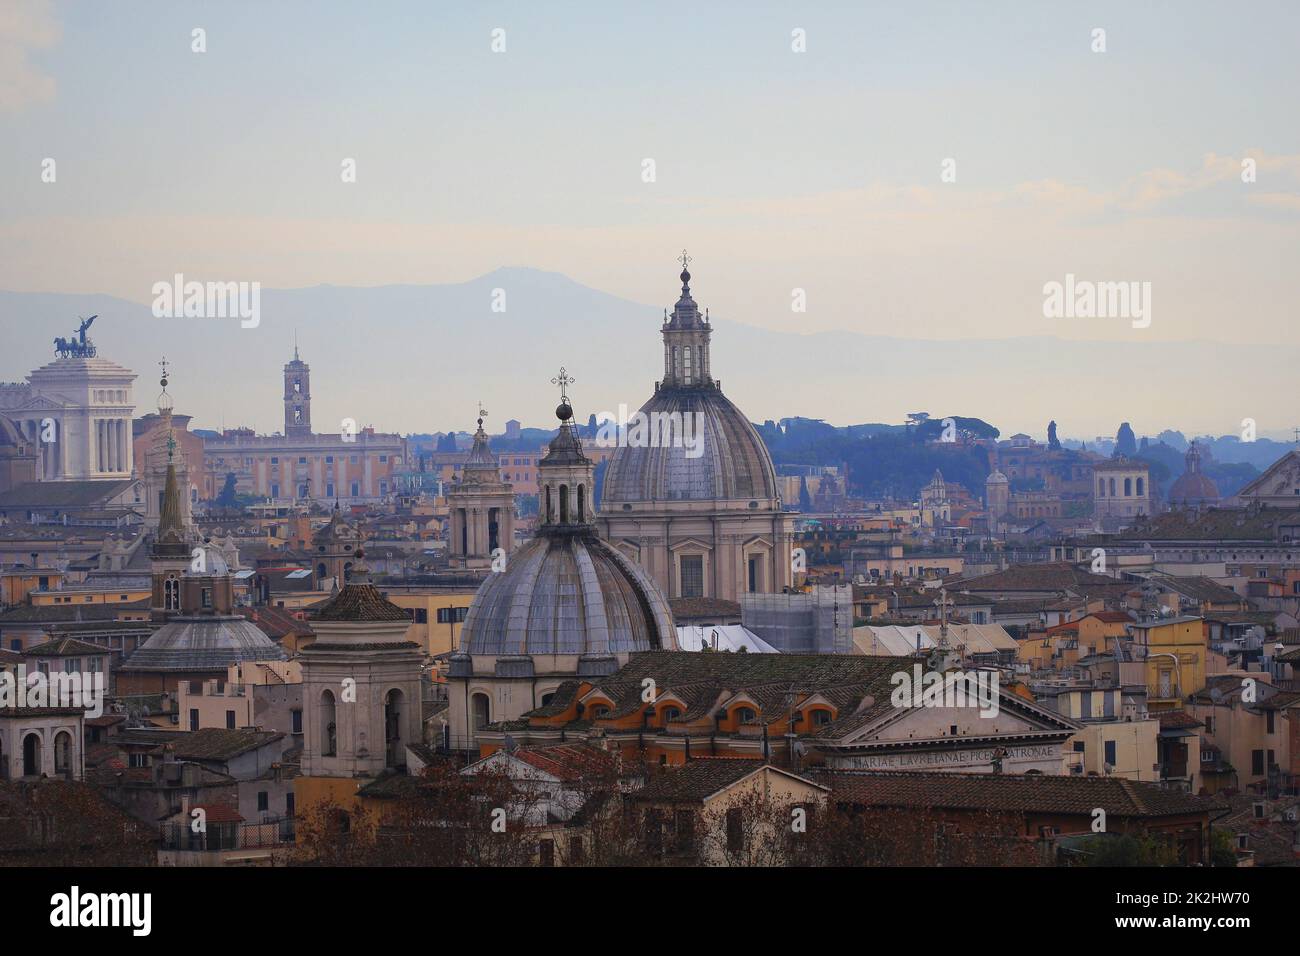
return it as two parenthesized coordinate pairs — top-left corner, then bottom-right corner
(678, 249), (692, 272)
(476, 403), (488, 429)
(551, 367), (575, 404)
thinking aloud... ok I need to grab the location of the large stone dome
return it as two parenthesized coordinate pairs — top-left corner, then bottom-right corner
(461, 528), (677, 657)
(124, 617), (286, 672)
(602, 385), (780, 505)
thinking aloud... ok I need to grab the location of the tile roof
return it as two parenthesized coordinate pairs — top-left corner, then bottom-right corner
(1157, 710), (1202, 730)
(668, 597), (742, 619)
(811, 769), (1227, 818)
(0, 479), (138, 509)
(311, 583), (409, 622)
(628, 758), (781, 803)
(149, 727), (285, 762)
(21, 636), (107, 657)
(956, 562), (1116, 594)
(0, 602), (150, 623)
(1120, 507), (1300, 542)
(504, 744), (621, 782)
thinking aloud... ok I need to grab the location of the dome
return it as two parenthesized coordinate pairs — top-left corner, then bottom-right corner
(461, 529), (676, 657)
(1168, 441), (1220, 506)
(1169, 471), (1219, 505)
(123, 617), (286, 672)
(986, 470), (1009, 485)
(602, 387), (779, 504)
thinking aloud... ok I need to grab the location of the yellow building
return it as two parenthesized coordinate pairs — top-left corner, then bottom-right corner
(28, 587), (150, 606)
(0, 568), (65, 606)
(1129, 617), (1207, 711)
(383, 588), (478, 656)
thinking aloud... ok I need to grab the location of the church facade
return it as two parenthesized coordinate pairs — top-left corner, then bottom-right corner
(598, 261), (794, 603)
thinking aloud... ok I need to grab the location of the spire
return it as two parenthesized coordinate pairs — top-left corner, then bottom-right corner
(153, 358), (188, 557)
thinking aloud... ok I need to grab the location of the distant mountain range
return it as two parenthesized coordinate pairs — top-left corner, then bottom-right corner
(2, 268), (1295, 441)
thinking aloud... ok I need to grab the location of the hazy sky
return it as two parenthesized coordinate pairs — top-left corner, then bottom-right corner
(1, 1), (1297, 434)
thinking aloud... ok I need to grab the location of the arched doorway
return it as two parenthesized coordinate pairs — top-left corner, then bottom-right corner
(471, 692), (490, 731)
(22, 732), (41, 777)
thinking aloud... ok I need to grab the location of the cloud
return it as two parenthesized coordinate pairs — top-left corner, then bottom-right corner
(0, 0), (60, 113)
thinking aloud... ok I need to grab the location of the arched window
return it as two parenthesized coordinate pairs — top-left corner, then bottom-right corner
(22, 732), (41, 777)
(320, 689), (337, 757)
(1124, 478), (1132, 496)
(1136, 477), (1145, 496)
(384, 689), (405, 769)
(559, 484), (569, 523)
(735, 707), (757, 724)
(545, 486), (553, 523)
(577, 485), (586, 522)
(54, 731), (72, 776)
(471, 693), (490, 731)
(1109, 478), (1116, 497)
(164, 575), (180, 611)
(660, 706), (681, 723)
(589, 704), (610, 719)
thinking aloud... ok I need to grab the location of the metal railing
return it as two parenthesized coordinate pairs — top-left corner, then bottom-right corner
(159, 816), (295, 851)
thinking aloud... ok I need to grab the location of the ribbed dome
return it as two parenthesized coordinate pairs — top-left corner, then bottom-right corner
(461, 529), (676, 656)
(602, 386), (779, 504)
(124, 617), (286, 672)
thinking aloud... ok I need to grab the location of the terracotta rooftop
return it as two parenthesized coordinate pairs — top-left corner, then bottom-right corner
(311, 582), (409, 622)
(812, 769), (1226, 818)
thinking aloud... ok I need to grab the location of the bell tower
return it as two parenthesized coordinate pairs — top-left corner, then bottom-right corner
(284, 341), (312, 438)
(446, 406), (516, 569)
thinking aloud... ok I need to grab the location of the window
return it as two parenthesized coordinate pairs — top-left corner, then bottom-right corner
(735, 707), (756, 724)
(291, 710), (303, 734)
(201, 588), (212, 609)
(286, 793), (296, 817)
(1252, 750), (1265, 775)
(674, 810), (695, 853)
(436, 606), (468, 625)
(189, 709), (199, 731)
(226, 710), (237, 729)
(1104, 740), (1117, 767)
(257, 791), (269, 813)
(1204, 715), (1214, 734)
(725, 808), (744, 854)
(1266, 711), (1275, 734)
(679, 554), (704, 599)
